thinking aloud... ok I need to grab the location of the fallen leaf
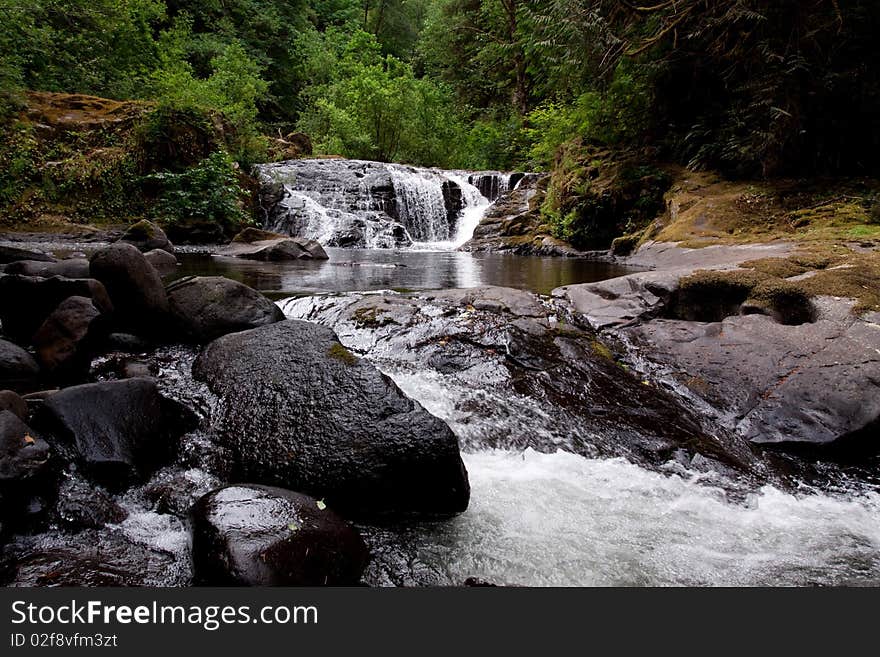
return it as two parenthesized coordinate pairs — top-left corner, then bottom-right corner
(316, 500), (326, 511)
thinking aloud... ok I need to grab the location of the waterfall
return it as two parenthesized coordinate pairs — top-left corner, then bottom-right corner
(254, 158), (519, 250)
(467, 172), (525, 202)
(388, 165), (452, 242)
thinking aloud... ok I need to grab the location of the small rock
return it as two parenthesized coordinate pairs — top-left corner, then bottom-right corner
(0, 410), (51, 484)
(104, 333), (153, 353)
(190, 484), (369, 586)
(1, 531), (183, 586)
(0, 246), (55, 264)
(55, 476), (127, 530)
(217, 237), (329, 261)
(143, 248), (178, 275)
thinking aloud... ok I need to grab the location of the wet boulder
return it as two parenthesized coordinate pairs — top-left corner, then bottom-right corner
(190, 484), (369, 586)
(4, 258), (90, 279)
(193, 320), (470, 518)
(0, 275), (113, 344)
(32, 296), (107, 381)
(33, 378), (195, 489)
(118, 219), (174, 254)
(89, 243), (170, 334)
(166, 276), (284, 343)
(0, 530), (184, 586)
(0, 390), (28, 420)
(0, 246), (55, 264)
(217, 236), (328, 261)
(0, 340), (40, 393)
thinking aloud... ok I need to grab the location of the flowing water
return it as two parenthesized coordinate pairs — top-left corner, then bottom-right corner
(354, 377), (880, 587)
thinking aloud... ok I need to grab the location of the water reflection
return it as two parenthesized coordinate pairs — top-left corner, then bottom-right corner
(173, 248), (637, 297)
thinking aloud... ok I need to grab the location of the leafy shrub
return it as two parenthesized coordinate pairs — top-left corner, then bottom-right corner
(145, 150), (250, 229)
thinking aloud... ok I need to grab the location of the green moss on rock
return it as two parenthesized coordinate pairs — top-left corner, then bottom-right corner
(327, 342), (358, 366)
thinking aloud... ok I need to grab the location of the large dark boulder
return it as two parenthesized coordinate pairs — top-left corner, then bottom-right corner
(33, 378), (194, 489)
(0, 340), (40, 393)
(4, 258), (90, 279)
(193, 320), (470, 518)
(0, 246), (55, 264)
(32, 296), (107, 381)
(191, 484), (369, 586)
(117, 219), (174, 254)
(89, 243), (170, 334)
(167, 276), (284, 343)
(0, 275), (113, 344)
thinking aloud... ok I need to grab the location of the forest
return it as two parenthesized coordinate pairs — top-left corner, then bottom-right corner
(1, 1), (879, 246)
(2, 0), (878, 172)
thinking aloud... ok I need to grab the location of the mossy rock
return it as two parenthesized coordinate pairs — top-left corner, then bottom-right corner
(326, 342), (357, 366)
(124, 219), (159, 240)
(610, 233), (642, 256)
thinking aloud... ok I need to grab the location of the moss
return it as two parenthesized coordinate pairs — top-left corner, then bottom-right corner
(352, 306), (395, 329)
(124, 219), (158, 239)
(327, 343), (357, 366)
(590, 339), (614, 362)
(651, 172), (880, 247)
(676, 247), (880, 322)
(799, 252), (880, 315)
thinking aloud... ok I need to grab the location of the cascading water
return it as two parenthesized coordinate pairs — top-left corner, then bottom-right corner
(254, 158), (515, 250)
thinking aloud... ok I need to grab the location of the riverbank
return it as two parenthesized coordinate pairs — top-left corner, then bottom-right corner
(555, 240), (880, 462)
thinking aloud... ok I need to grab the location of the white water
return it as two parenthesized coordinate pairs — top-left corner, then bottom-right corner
(410, 172), (490, 251)
(395, 450), (880, 587)
(361, 359), (880, 587)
